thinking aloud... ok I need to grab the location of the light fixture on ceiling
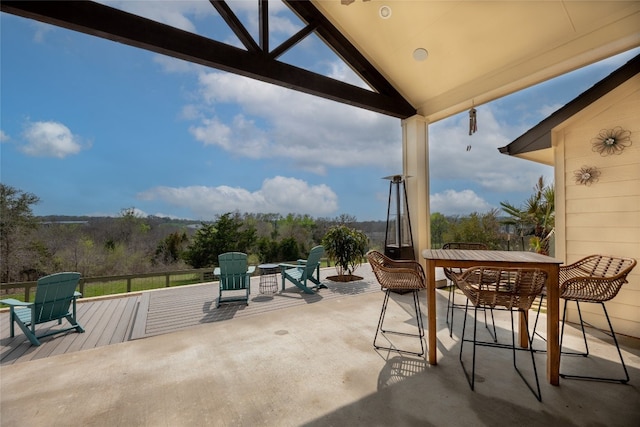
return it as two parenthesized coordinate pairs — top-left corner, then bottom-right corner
(341, 1), (390, 20)
(413, 48), (428, 61)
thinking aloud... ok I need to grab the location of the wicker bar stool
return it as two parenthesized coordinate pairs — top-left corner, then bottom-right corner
(367, 250), (425, 356)
(456, 266), (547, 401)
(556, 255), (637, 383)
(442, 242), (496, 340)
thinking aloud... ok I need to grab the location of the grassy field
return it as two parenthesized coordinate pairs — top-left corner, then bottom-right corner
(1, 272), (208, 302)
(81, 273), (204, 298)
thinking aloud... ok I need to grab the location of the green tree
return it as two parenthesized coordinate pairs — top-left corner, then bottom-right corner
(322, 225), (369, 277)
(444, 210), (502, 248)
(278, 237), (300, 262)
(115, 207), (150, 245)
(183, 213), (257, 268)
(256, 236), (280, 263)
(278, 213), (316, 250)
(500, 176), (555, 254)
(430, 212), (449, 249)
(153, 231), (188, 265)
(0, 184), (40, 282)
(182, 224), (216, 268)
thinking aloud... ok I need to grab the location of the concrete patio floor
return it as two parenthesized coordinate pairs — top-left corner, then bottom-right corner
(1, 266), (639, 426)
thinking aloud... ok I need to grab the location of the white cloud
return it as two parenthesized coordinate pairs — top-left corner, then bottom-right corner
(190, 117), (234, 149)
(537, 103), (564, 118)
(154, 55), (203, 74)
(20, 121), (85, 158)
(138, 176), (338, 218)
(0, 130), (10, 142)
(189, 70), (401, 174)
(101, 1), (209, 32)
(32, 22), (54, 43)
(327, 61), (370, 89)
(430, 189), (493, 216)
(429, 107), (552, 195)
(127, 3), (398, 176)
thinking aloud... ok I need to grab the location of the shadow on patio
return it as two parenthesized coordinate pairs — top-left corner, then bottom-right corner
(1, 266), (639, 426)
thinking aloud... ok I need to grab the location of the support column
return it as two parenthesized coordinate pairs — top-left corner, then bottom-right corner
(401, 115), (430, 262)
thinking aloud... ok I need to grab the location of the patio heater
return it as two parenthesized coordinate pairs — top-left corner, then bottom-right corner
(383, 175), (415, 261)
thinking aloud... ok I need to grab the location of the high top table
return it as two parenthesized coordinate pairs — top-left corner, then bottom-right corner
(422, 249), (563, 385)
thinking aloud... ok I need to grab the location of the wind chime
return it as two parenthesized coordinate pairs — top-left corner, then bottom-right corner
(467, 106), (477, 151)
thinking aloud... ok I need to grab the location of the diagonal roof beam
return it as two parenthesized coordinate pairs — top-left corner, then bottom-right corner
(1, 0), (416, 118)
(284, 0), (408, 102)
(209, 0), (260, 53)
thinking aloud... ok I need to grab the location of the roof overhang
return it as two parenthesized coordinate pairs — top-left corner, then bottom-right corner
(499, 54), (640, 164)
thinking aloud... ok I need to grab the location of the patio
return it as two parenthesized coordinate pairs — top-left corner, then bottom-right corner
(1, 266), (639, 426)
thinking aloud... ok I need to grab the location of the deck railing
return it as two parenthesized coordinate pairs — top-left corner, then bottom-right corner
(1, 257), (338, 303)
(0, 268), (214, 302)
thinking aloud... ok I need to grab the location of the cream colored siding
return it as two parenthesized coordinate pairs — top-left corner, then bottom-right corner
(554, 75), (640, 337)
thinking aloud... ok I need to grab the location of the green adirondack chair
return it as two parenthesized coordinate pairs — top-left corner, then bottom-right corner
(279, 245), (326, 294)
(0, 272), (84, 346)
(214, 252), (255, 308)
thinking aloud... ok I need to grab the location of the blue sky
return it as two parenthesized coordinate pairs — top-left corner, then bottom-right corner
(1, 2), (638, 221)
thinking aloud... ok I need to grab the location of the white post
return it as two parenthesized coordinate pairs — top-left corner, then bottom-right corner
(401, 115), (430, 262)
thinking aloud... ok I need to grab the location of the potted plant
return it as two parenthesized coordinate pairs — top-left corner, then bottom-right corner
(322, 225), (369, 282)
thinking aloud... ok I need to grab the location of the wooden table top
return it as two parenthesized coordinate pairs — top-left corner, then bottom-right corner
(422, 249), (562, 265)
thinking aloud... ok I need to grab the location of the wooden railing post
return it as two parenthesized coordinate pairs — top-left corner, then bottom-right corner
(127, 278), (132, 293)
(165, 274), (170, 287)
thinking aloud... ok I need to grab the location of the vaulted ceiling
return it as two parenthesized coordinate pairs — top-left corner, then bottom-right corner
(3, 1), (639, 123)
(311, 0), (640, 122)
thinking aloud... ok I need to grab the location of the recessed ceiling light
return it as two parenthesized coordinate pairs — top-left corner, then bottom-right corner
(379, 6), (392, 19)
(413, 48), (428, 61)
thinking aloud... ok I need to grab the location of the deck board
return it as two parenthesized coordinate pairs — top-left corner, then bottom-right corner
(1, 295), (143, 365)
(1, 268), (381, 365)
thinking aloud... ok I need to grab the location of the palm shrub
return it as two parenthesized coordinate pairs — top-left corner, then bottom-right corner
(500, 176), (555, 255)
(322, 225), (369, 278)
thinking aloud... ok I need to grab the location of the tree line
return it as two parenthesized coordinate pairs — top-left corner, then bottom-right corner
(0, 178), (554, 283)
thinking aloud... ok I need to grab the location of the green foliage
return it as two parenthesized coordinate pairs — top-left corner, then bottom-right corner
(182, 224), (217, 268)
(277, 213), (316, 249)
(182, 213), (257, 268)
(322, 225), (369, 276)
(115, 207), (150, 244)
(256, 235), (301, 263)
(256, 236), (279, 263)
(153, 231), (188, 265)
(443, 210), (503, 249)
(0, 184), (40, 282)
(500, 176), (555, 254)
(278, 237), (300, 261)
(430, 212), (448, 248)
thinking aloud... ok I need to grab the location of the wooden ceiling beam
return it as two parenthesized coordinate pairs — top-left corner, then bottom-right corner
(1, 0), (415, 118)
(284, 0), (407, 100)
(209, 0), (260, 53)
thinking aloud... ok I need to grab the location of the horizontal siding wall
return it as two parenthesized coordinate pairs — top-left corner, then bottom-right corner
(558, 76), (639, 337)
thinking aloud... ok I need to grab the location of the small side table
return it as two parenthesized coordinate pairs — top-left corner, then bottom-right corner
(258, 263), (279, 294)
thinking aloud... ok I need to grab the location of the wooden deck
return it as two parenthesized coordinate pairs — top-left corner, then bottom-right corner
(1, 268), (380, 365)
